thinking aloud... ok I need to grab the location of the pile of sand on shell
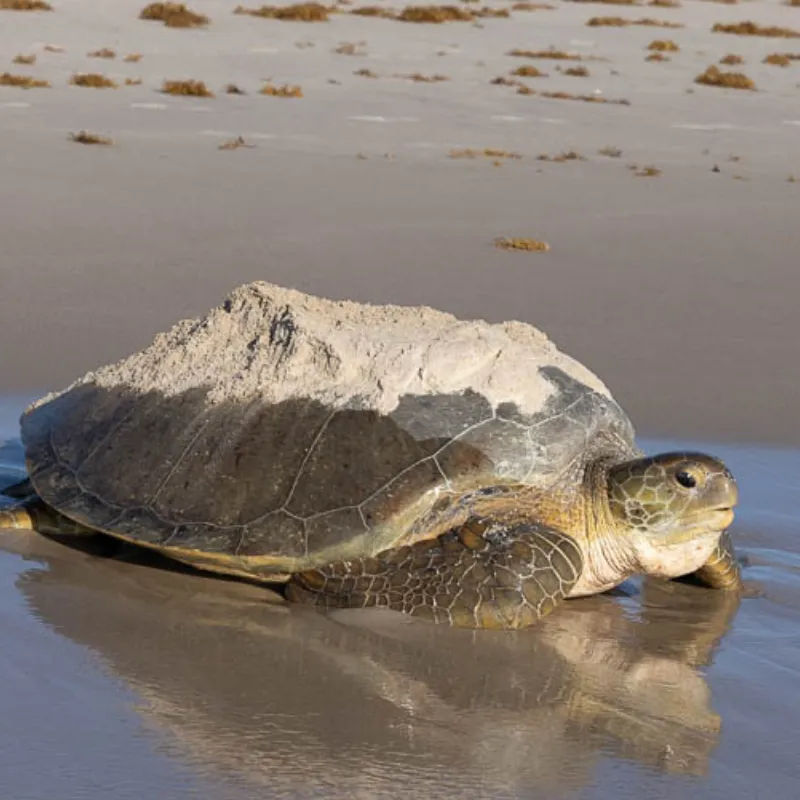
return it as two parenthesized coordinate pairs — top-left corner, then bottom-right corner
(30, 281), (611, 415)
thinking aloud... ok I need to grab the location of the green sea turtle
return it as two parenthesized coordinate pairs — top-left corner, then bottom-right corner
(0, 282), (741, 629)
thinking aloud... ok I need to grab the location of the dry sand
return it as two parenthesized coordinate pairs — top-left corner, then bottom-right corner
(1, 1), (799, 799)
(33, 280), (605, 412)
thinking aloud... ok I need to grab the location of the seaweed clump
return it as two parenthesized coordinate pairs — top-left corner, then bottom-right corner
(140, 3), (209, 27)
(69, 131), (114, 145)
(511, 65), (547, 77)
(70, 73), (119, 88)
(525, 88), (631, 104)
(0, 0), (53, 9)
(648, 38), (679, 51)
(508, 48), (583, 60)
(400, 72), (450, 82)
(161, 79), (214, 96)
(587, 15), (683, 27)
(494, 237), (550, 252)
(763, 53), (797, 66)
(349, 5), (395, 16)
(537, 150), (586, 161)
(711, 21), (800, 38)
(475, 6), (510, 17)
(449, 148), (522, 159)
(0, 72), (50, 87)
(633, 165), (662, 176)
(260, 82), (303, 96)
(234, 3), (332, 20)
(219, 136), (256, 150)
(695, 65), (755, 89)
(397, 5), (475, 22)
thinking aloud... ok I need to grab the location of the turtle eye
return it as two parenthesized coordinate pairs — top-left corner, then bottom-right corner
(675, 468), (699, 489)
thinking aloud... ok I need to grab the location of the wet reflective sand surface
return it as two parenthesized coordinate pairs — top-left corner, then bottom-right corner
(2, 414), (799, 798)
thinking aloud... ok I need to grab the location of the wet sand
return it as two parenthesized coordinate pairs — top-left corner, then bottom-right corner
(2, 435), (800, 799)
(2, 0), (800, 798)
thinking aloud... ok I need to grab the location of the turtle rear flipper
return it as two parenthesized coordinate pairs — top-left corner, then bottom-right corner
(0, 497), (97, 537)
(286, 517), (584, 630)
(0, 506), (34, 530)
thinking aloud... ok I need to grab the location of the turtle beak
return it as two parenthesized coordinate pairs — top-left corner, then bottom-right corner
(697, 465), (738, 533)
(708, 466), (739, 514)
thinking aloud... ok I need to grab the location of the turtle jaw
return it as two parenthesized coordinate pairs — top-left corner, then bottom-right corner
(633, 529), (724, 580)
(631, 505), (737, 580)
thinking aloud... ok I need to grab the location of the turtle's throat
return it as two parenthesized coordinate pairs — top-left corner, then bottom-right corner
(571, 460), (640, 597)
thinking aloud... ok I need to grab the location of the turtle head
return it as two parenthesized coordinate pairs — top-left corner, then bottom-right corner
(604, 452), (738, 579)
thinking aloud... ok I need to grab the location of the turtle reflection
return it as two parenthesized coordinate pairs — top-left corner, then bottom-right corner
(7, 534), (739, 797)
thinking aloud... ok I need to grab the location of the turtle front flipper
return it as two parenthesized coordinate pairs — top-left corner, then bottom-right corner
(688, 531), (742, 590)
(286, 517), (584, 630)
(0, 496), (97, 537)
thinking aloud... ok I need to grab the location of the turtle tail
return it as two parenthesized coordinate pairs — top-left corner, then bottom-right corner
(1, 477), (35, 500)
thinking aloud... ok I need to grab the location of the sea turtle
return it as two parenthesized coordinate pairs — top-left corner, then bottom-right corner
(0, 282), (741, 629)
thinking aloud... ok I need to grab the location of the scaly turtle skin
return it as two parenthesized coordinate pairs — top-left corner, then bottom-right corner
(285, 452), (739, 628)
(0, 284), (742, 629)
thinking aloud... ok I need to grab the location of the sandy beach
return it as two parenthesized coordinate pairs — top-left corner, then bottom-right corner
(2, 0), (800, 444)
(1, 1), (799, 798)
